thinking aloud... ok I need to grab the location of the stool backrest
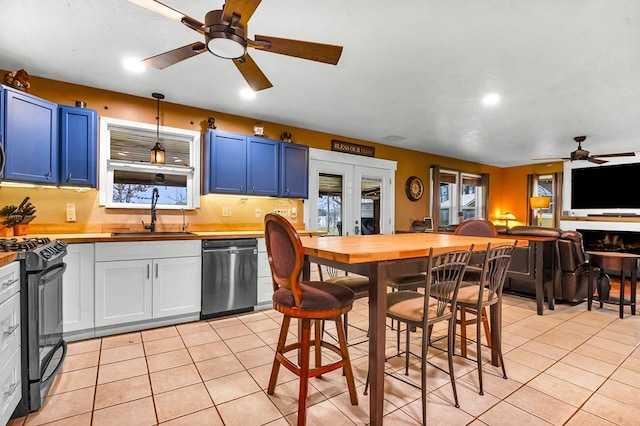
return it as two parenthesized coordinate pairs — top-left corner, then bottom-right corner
(481, 242), (517, 302)
(264, 213), (304, 307)
(426, 246), (474, 320)
(455, 218), (498, 237)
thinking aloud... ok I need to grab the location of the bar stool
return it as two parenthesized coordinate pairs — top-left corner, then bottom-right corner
(587, 251), (639, 319)
(264, 213), (358, 425)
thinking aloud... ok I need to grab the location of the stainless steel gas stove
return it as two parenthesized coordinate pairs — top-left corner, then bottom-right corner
(1, 237), (68, 418)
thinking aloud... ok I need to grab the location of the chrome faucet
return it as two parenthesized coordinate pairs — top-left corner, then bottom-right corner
(143, 188), (160, 232)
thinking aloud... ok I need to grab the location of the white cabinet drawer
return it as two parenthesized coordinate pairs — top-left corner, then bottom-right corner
(257, 252), (271, 278)
(0, 262), (20, 305)
(95, 240), (201, 261)
(257, 276), (273, 305)
(0, 292), (20, 369)
(257, 237), (266, 252)
(0, 345), (21, 426)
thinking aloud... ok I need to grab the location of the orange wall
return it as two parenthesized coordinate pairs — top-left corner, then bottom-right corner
(1, 73), (553, 231)
(497, 163), (563, 227)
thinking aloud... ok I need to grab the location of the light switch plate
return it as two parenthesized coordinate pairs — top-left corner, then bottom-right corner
(66, 203), (76, 222)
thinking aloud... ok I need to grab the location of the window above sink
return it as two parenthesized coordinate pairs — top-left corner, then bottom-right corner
(99, 117), (200, 210)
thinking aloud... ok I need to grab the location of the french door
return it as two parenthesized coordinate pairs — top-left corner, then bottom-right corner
(305, 149), (396, 235)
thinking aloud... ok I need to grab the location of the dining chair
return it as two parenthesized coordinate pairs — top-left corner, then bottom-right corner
(318, 265), (369, 344)
(264, 213), (358, 425)
(365, 246), (473, 423)
(456, 242), (516, 395)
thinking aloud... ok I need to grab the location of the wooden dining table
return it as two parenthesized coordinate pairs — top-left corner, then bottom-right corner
(300, 232), (521, 425)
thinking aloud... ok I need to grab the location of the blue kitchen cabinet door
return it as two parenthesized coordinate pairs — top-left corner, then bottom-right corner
(3, 88), (58, 184)
(205, 130), (247, 194)
(59, 106), (97, 187)
(0, 86), (4, 179)
(247, 137), (279, 196)
(279, 143), (309, 198)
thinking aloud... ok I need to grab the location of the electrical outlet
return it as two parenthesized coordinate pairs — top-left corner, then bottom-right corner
(66, 203), (76, 222)
(255, 208), (261, 217)
(289, 207), (297, 218)
(222, 207), (232, 217)
(273, 208), (287, 216)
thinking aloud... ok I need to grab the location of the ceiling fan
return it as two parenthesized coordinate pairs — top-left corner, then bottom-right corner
(533, 136), (635, 164)
(129, 0), (343, 91)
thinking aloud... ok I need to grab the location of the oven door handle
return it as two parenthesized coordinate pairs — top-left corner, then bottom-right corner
(40, 339), (67, 388)
(35, 262), (67, 286)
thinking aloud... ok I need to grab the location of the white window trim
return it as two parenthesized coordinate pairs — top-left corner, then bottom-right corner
(99, 117), (201, 209)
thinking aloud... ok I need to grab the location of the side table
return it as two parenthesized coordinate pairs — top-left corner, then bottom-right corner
(587, 251), (639, 319)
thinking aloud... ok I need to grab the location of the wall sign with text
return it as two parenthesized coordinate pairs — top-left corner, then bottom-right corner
(331, 140), (375, 157)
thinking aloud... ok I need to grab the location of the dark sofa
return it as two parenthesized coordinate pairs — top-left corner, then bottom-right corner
(439, 223), (594, 310)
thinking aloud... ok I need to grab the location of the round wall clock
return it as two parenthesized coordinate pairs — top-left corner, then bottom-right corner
(405, 176), (424, 201)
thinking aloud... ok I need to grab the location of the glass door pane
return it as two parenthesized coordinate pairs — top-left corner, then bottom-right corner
(360, 176), (381, 235)
(318, 173), (343, 236)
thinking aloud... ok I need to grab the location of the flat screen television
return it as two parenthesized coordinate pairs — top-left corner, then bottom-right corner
(571, 162), (640, 209)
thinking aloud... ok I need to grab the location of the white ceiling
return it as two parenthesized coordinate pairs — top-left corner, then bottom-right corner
(2, 0), (640, 167)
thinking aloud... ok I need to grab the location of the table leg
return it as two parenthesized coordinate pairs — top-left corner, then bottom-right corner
(587, 265), (593, 311)
(489, 299), (502, 367)
(368, 264), (386, 426)
(631, 267), (637, 316)
(546, 280), (555, 311)
(620, 269), (625, 319)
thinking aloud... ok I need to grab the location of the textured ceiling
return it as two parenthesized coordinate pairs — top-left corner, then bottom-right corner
(1, 0), (639, 167)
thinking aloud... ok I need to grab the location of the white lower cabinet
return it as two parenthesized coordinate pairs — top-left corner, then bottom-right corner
(95, 259), (152, 327)
(256, 238), (273, 308)
(153, 256), (202, 318)
(0, 261), (21, 426)
(63, 243), (95, 337)
(94, 240), (201, 329)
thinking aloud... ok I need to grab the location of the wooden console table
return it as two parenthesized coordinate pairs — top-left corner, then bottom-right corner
(587, 251), (639, 318)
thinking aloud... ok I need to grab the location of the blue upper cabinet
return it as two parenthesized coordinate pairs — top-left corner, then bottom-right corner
(203, 130), (308, 198)
(280, 143), (309, 199)
(0, 86), (4, 179)
(59, 105), (98, 187)
(247, 137), (279, 196)
(204, 130), (247, 194)
(3, 87), (58, 184)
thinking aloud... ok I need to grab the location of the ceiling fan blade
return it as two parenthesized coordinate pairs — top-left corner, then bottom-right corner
(222, 0), (262, 26)
(591, 152), (636, 158)
(588, 157), (608, 165)
(232, 53), (273, 91)
(252, 35), (343, 65)
(128, 0), (204, 33)
(142, 42), (207, 69)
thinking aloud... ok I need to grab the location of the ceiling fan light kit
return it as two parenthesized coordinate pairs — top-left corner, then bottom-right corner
(532, 136), (635, 164)
(131, 0), (343, 91)
(205, 10), (247, 59)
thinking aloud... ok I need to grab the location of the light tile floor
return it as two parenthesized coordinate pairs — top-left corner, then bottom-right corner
(8, 294), (640, 426)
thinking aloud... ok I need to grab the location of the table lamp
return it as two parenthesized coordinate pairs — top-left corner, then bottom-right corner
(499, 212), (516, 228)
(530, 196), (551, 227)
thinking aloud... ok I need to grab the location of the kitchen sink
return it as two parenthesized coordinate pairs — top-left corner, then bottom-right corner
(111, 231), (196, 237)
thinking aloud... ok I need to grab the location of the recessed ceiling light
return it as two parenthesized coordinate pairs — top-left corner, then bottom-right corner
(482, 92), (501, 107)
(122, 57), (146, 73)
(240, 88), (256, 100)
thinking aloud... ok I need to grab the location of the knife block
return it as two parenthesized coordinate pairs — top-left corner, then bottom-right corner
(13, 224), (29, 236)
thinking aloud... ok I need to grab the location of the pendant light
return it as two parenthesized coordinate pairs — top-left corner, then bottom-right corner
(150, 92), (165, 164)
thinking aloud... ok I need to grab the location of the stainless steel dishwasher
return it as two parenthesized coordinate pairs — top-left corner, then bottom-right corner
(201, 239), (258, 319)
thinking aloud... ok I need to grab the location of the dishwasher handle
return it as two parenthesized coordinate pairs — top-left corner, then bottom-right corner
(203, 247), (257, 255)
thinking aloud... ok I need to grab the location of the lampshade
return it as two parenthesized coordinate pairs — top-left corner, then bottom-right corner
(499, 212), (516, 221)
(150, 142), (165, 164)
(530, 196), (550, 209)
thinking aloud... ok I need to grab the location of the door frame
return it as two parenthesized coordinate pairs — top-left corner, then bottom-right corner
(304, 148), (397, 234)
